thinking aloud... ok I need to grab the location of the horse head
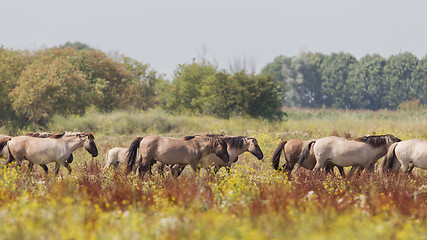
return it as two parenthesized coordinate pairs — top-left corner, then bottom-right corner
(246, 137), (264, 160)
(78, 133), (98, 157)
(214, 137), (229, 163)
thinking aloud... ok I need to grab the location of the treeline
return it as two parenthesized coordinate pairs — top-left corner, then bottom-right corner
(261, 52), (427, 110)
(2, 43), (427, 129)
(0, 44), (283, 129)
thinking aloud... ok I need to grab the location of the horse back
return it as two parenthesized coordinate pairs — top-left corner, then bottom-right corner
(396, 139), (427, 169)
(142, 136), (199, 164)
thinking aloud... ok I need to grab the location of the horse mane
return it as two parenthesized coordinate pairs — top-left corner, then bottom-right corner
(26, 132), (53, 138)
(25, 132), (64, 138)
(184, 136), (195, 140)
(223, 136), (246, 149)
(354, 134), (401, 147)
(25, 132), (82, 139)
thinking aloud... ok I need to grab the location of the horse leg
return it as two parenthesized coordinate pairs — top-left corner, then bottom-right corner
(63, 161), (72, 174)
(138, 157), (154, 178)
(408, 164), (415, 177)
(40, 164), (49, 174)
(401, 163), (410, 173)
(347, 166), (359, 177)
(325, 165), (335, 176)
(156, 162), (165, 176)
(337, 166), (346, 178)
(170, 164), (184, 177)
(54, 162), (61, 176)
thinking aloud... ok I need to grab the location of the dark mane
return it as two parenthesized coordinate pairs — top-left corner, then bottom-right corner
(184, 135), (195, 140)
(26, 132), (52, 138)
(354, 134), (401, 147)
(223, 136), (246, 149)
(51, 132), (66, 139)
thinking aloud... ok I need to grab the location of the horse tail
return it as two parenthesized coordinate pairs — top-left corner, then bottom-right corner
(296, 140), (316, 171)
(382, 142), (398, 172)
(126, 137), (143, 174)
(271, 140), (287, 171)
(0, 137), (11, 154)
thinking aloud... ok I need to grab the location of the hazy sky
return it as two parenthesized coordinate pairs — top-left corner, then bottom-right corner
(2, 0), (427, 78)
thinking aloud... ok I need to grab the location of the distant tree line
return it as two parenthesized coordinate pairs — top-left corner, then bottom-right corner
(261, 52), (427, 110)
(2, 43), (426, 128)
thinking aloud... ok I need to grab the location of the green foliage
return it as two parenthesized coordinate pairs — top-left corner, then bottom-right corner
(165, 62), (283, 120)
(384, 52), (419, 108)
(61, 41), (92, 50)
(348, 54), (387, 110)
(1, 47), (163, 125)
(163, 60), (217, 113)
(10, 57), (89, 123)
(319, 52), (357, 108)
(0, 47), (31, 122)
(263, 52), (427, 110)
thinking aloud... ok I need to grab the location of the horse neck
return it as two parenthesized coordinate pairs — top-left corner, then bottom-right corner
(197, 138), (215, 155)
(372, 145), (389, 161)
(228, 142), (249, 160)
(64, 136), (85, 151)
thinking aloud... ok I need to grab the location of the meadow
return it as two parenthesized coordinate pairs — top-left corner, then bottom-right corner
(1, 108), (427, 239)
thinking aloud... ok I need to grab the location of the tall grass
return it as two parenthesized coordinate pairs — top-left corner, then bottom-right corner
(2, 108), (427, 239)
(40, 108), (427, 141)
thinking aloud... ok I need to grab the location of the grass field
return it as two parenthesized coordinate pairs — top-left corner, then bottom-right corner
(1, 108), (427, 239)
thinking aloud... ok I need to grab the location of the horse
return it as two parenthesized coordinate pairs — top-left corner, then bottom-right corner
(0, 134), (10, 160)
(158, 136), (264, 176)
(297, 134), (401, 173)
(104, 147), (127, 169)
(20, 132), (75, 172)
(0, 132), (98, 175)
(271, 138), (345, 176)
(382, 139), (426, 174)
(125, 135), (229, 177)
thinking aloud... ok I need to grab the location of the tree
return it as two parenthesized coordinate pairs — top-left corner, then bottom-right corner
(319, 52), (357, 108)
(383, 52), (419, 108)
(410, 55), (427, 106)
(62, 41), (92, 50)
(163, 61), (217, 113)
(291, 52), (324, 108)
(199, 70), (283, 120)
(347, 54), (387, 110)
(0, 47), (31, 122)
(10, 58), (89, 123)
(261, 55), (292, 105)
(120, 56), (165, 109)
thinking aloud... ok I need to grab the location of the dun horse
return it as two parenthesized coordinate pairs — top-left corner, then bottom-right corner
(104, 147), (127, 169)
(271, 138), (345, 176)
(125, 135), (229, 176)
(159, 136), (264, 176)
(382, 138), (426, 174)
(0, 132), (98, 175)
(297, 134), (401, 173)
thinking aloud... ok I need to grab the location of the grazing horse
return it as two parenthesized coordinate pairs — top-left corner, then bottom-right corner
(0, 132), (98, 175)
(125, 135), (229, 176)
(271, 138), (345, 176)
(104, 147), (127, 169)
(382, 139), (427, 174)
(159, 136), (264, 176)
(297, 134), (401, 173)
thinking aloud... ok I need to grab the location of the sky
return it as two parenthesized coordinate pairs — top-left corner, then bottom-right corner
(2, 0), (427, 78)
